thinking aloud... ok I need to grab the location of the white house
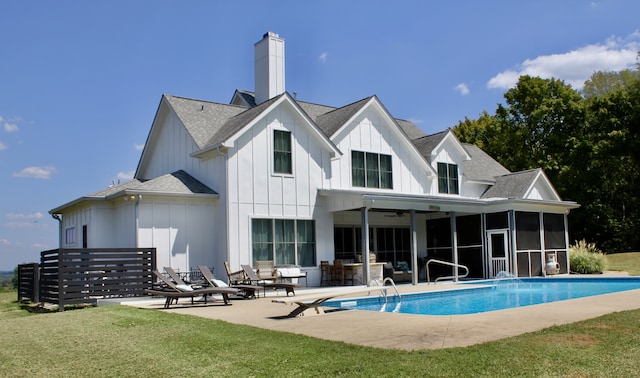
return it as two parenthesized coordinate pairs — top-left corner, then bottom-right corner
(49, 32), (579, 285)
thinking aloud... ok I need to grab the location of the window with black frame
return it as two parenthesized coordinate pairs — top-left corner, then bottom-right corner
(437, 162), (459, 194)
(352, 150), (393, 189)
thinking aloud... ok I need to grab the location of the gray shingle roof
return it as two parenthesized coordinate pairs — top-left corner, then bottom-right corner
(165, 95), (247, 150)
(396, 119), (427, 140)
(481, 169), (540, 199)
(411, 131), (448, 162)
(90, 170), (217, 198)
(462, 143), (511, 182)
(316, 97), (373, 136)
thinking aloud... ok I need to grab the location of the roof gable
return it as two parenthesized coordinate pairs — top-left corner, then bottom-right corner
(481, 168), (561, 201)
(197, 92), (341, 158)
(49, 171), (217, 214)
(462, 143), (511, 183)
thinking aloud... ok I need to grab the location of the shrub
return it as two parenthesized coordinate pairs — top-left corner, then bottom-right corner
(569, 240), (607, 274)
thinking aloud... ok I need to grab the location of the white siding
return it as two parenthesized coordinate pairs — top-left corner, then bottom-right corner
(137, 197), (216, 272)
(226, 102), (332, 268)
(330, 107), (429, 194)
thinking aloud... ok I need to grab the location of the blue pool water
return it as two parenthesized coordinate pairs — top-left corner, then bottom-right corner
(324, 277), (640, 315)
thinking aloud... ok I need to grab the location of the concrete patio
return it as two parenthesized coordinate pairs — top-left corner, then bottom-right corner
(119, 273), (640, 351)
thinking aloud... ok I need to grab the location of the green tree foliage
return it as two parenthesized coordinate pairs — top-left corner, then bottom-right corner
(582, 69), (640, 99)
(453, 71), (640, 252)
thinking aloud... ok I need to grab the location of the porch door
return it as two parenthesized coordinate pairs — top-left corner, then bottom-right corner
(487, 230), (508, 278)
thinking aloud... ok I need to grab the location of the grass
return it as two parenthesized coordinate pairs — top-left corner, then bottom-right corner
(606, 252), (640, 275)
(2, 253), (639, 377)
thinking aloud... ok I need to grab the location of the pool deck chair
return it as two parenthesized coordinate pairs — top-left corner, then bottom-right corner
(197, 265), (261, 299)
(241, 265), (301, 297)
(272, 286), (389, 318)
(224, 261), (247, 285)
(146, 270), (240, 309)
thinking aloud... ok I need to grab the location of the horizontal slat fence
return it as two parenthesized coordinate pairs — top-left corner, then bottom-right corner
(17, 263), (39, 302)
(39, 248), (156, 311)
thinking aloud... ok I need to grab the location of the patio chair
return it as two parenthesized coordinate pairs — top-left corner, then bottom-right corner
(241, 265), (300, 297)
(224, 261), (247, 285)
(255, 260), (278, 280)
(145, 270), (239, 309)
(163, 266), (204, 288)
(197, 265), (261, 299)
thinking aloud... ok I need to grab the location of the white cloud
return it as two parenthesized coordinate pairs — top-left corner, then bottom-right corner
(488, 32), (640, 90)
(318, 52), (328, 63)
(0, 238), (10, 246)
(13, 166), (56, 179)
(117, 170), (135, 181)
(455, 83), (470, 96)
(6, 212), (44, 220)
(134, 143), (144, 150)
(4, 123), (18, 133)
(0, 141), (6, 151)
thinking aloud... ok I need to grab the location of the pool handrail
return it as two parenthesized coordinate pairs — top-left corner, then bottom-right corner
(426, 259), (469, 284)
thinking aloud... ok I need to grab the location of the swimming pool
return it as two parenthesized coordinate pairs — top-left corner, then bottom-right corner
(324, 277), (640, 315)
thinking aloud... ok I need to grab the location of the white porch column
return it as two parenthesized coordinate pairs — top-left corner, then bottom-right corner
(410, 209), (418, 285)
(451, 212), (459, 282)
(361, 207), (371, 286)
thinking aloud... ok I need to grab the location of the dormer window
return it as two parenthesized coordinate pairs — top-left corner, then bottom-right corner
(437, 162), (459, 194)
(274, 130), (292, 174)
(352, 150), (393, 189)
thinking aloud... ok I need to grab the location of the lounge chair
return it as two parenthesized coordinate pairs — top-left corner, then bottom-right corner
(241, 265), (300, 297)
(145, 270), (240, 309)
(255, 260), (278, 280)
(197, 265), (261, 299)
(272, 286), (389, 317)
(163, 266), (205, 288)
(224, 261), (247, 285)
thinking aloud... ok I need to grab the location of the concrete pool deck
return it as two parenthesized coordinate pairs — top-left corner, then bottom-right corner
(123, 273), (640, 350)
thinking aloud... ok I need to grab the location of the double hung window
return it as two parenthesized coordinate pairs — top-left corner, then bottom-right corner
(252, 219), (316, 267)
(352, 151), (392, 189)
(437, 162), (459, 194)
(274, 130), (292, 174)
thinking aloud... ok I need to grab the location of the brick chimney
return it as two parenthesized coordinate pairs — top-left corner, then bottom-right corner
(254, 32), (285, 105)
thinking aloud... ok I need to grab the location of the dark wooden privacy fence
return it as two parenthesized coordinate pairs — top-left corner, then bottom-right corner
(17, 262), (39, 302)
(36, 248), (156, 310)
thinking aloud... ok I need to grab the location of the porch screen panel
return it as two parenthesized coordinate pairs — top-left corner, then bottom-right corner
(517, 252), (530, 277)
(543, 213), (566, 249)
(427, 217), (453, 278)
(557, 251), (568, 274)
(458, 247), (483, 278)
(486, 212), (509, 230)
(530, 252), (543, 276)
(296, 220), (316, 267)
(515, 211), (541, 250)
(456, 215), (481, 246)
(252, 219), (273, 263)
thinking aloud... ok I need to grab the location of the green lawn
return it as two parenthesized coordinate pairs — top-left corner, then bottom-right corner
(2, 289), (640, 377)
(2, 255), (640, 377)
(606, 251), (640, 275)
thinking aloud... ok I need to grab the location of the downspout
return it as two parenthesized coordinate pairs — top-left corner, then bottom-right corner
(133, 195), (142, 247)
(362, 198), (374, 286)
(51, 214), (62, 248)
(451, 212), (458, 282)
(410, 209), (418, 285)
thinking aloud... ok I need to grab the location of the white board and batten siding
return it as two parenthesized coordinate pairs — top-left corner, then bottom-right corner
(331, 107), (430, 195)
(226, 104), (334, 268)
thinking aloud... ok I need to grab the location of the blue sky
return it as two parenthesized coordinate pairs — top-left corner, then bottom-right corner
(1, 1), (639, 271)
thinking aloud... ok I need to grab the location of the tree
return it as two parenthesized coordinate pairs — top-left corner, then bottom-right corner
(582, 69), (640, 99)
(454, 72), (640, 252)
